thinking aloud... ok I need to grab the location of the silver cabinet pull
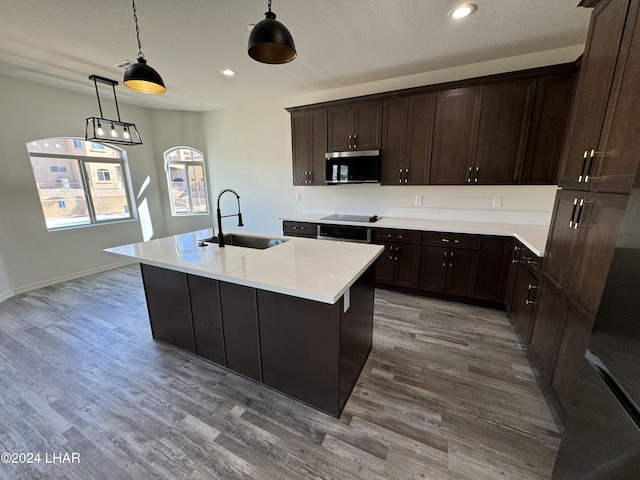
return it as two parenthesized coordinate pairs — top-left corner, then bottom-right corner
(404, 168), (408, 183)
(442, 251), (448, 267)
(441, 238), (450, 242)
(449, 250), (454, 268)
(467, 166), (473, 183)
(569, 197), (579, 228)
(584, 149), (595, 183)
(578, 150), (588, 182)
(474, 166), (479, 183)
(526, 284), (538, 305)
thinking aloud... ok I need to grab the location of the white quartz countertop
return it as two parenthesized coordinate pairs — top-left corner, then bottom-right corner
(281, 214), (550, 256)
(104, 229), (384, 304)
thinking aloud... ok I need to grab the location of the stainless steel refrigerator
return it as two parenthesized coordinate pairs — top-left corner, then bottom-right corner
(552, 168), (640, 479)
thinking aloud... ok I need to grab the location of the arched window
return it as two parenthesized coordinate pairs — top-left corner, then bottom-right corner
(26, 138), (135, 230)
(164, 147), (209, 216)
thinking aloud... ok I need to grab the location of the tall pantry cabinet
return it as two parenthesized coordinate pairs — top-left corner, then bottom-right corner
(528, 0), (640, 421)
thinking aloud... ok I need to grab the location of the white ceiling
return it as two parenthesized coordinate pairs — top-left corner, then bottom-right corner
(0, 0), (593, 112)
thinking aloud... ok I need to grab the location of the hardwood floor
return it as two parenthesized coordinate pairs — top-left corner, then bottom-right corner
(0, 265), (561, 479)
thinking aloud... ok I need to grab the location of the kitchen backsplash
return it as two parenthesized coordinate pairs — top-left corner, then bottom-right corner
(295, 184), (557, 225)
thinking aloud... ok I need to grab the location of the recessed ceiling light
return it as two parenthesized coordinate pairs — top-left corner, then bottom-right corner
(220, 69), (237, 77)
(449, 4), (477, 19)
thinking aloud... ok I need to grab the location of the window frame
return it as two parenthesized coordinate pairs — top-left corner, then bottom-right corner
(164, 146), (210, 216)
(27, 139), (137, 231)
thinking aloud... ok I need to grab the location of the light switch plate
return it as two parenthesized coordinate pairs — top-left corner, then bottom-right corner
(493, 196), (503, 208)
(415, 195), (423, 206)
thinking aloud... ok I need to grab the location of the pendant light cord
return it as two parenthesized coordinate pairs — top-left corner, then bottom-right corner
(268, 0), (272, 13)
(132, 0), (144, 59)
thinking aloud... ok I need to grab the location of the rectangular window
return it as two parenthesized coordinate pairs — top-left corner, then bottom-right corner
(73, 139), (83, 149)
(27, 142), (135, 230)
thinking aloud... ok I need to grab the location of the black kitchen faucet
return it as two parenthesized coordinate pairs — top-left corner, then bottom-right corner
(216, 188), (243, 247)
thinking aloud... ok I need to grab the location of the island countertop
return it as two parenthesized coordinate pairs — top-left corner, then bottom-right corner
(104, 229), (384, 304)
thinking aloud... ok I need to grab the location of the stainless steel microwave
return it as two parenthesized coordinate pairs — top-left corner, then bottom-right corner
(325, 150), (381, 184)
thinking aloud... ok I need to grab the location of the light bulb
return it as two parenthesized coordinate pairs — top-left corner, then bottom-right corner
(97, 122), (104, 136)
(123, 127), (130, 140)
(111, 124), (118, 137)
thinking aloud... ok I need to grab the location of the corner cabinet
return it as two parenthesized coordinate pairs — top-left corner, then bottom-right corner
(327, 101), (382, 151)
(290, 108), (327, 185)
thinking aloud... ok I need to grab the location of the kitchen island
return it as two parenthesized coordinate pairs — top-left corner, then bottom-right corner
(104, 229), (383, 417)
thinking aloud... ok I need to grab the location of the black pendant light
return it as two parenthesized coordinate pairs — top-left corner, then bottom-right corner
(248, 0), (297, 64)
(123, 0), (166, 94)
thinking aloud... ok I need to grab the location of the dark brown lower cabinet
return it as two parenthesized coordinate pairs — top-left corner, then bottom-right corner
(219, 283), (261, 381)
(140, 264), (376, 417)
(140, 264), (196, 354)
(549, 302), (595, 418)
(188, 275), (225, 366)
(418, 246), (479, 297)
(258, 266), (375, 415)
(510, 265), (538, 341)
(374, 244), (420, 288)
(474, 236), (513, 302)
(528, 276), (564, 380)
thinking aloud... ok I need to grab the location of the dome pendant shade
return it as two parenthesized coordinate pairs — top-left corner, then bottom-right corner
(123, 57), (166, 94)
(248, 11), (296, 64)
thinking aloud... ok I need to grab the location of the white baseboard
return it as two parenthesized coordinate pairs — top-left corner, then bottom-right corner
(0, 260), (135, 303)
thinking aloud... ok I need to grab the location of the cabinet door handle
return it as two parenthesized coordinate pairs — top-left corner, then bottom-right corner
(584, 149), (596, 183)
(309, 171), (313, 183)
(399, 168), (403, 184)
(526, 284), (538, 305)
(443, 251), (448, 267)
(474, 166), (479, 183)
(353, 133), (357, 149)
(574, 198), (586, 229)
(569, 197), (579, 228)
(404, 168), (408, 183)
(512, 245), (522, 263)
(441, 238), (450, 243)
(578, 150), (588, 182)
(449, 250), (454, 268)
(349, 134), (353, 149)
(466, 166), (473, 183)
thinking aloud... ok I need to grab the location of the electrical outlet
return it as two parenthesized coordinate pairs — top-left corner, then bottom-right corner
(415, 195), (423, 206)
(295, 193), (301, 202)
(493, 196), (503, 208)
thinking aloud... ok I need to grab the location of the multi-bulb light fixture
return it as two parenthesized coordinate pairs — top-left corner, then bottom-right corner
(85, 75), (142, 146)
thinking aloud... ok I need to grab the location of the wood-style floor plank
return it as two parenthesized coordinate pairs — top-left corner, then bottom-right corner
(0, 266), (561, 479)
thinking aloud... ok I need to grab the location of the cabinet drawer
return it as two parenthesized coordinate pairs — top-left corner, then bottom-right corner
(372, 228), (421, 244)
(283, 221), (318, 238)
(421, 231), (481, 250)
(519, 246), (541, 277)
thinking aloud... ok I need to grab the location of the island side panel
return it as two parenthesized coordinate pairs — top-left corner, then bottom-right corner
(140, 264), (196, 354)
(258, 291), (341, 416)
(339, 265), (375, 411)
(188, 275), (226, 366)
(219, 282), (262, 381)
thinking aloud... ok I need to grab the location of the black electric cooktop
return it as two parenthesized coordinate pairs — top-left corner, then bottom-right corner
(320, 214), (381, 223)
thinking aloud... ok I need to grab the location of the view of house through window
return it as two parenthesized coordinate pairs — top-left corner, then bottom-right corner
(164, 147), (209, 216)
(26, 138), (135, 230)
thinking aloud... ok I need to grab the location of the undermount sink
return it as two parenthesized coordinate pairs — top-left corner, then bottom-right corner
(202, 233), (288, 250)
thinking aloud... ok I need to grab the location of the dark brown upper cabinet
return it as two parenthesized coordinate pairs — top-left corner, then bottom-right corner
(522, 73), (576, 184)
(290, 108), (327, 185)
(429, 87), (482, 185)
(381, 93), (436, 185)
(327, 101), (382, 151)
(473, 79), (536, 184)
(559, 0), (631, 192)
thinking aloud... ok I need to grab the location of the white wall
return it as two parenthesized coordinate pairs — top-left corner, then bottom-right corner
(203, 46), (581, 236)
(0, 74), (211, 300)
